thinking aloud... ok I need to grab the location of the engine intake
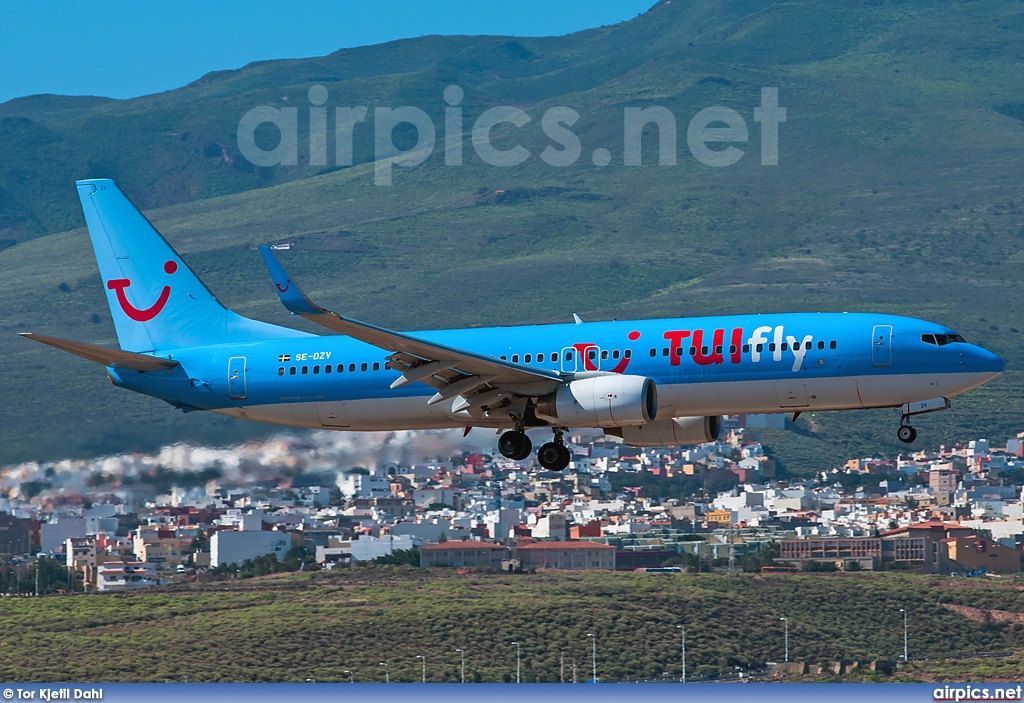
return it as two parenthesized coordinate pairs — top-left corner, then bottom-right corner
(611, 415), (722, 447)
(535, 375), (657, 428)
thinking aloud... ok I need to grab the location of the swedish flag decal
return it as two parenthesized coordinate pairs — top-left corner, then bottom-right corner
(278, 354), (291, 362)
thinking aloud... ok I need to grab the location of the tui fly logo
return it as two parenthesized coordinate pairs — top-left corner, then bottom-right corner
(106, 260), (177, 322)
(573, 330), (640, 374)
(276, 279), (291, 293)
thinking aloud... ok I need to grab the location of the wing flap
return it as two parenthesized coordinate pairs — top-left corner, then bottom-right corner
(19, 333), (178, 372)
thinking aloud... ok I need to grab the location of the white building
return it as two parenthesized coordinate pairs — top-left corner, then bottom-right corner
(41, 517), (86, 554)
(211, 529), (291, 566)
(348, 534), (417, 562)
(337, 473), (392, 499)
(97, 561), (159, 592)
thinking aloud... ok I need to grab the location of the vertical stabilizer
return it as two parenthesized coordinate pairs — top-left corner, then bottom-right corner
(76, 179), (307, 351)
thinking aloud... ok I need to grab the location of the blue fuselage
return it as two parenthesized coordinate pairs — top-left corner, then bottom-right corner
(109, 311), (1003, 431)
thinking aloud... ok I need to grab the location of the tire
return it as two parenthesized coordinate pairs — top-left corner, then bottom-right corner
(552, 443), (572, 471)
(498, 431), (533, 461)
(498, 431), (524, 459)
(897, 425), (917, 443)
(537, 442), (563, 470)
(511, 434), (533, 461)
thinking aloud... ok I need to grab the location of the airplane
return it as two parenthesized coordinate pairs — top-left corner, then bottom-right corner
(19, 179), (1005, 471)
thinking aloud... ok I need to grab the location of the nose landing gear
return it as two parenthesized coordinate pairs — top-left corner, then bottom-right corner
(537, 428), (572, 471)
(897, 422), (917, 444)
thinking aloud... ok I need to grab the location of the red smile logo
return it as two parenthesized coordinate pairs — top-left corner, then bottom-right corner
(107, 260), (177, 322)
(276, 280), (291, 293)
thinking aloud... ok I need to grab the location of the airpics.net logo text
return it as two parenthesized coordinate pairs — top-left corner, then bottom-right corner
(236, 85), (786, 185)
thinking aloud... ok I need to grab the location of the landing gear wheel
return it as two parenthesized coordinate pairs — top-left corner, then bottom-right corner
(897, 425), (917, 443)
(537, 442), (572, 471)
(498, 431), (533, 461)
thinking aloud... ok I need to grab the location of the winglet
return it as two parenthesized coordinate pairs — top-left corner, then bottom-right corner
(573, 313), (583, 325)
(259, 246), (326, 316)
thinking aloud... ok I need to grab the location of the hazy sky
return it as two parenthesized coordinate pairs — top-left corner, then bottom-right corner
(0, 1), (658, 104)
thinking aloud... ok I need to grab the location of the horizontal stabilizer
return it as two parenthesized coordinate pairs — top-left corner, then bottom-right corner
(18, 333), (178, 372)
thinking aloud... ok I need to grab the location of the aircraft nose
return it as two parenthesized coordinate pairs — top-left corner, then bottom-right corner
(968, 345), (1004, 376)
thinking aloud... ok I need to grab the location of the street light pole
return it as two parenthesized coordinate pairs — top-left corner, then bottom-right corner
(780, 618), (789, 663)
(379, 662), (389, 684)
(456, 649), (465, 683)
(587, 633), (597, 683)
(900, 608), (908, 662)
(676, 625), (686, 683)
(511, 642), (520, 683)
(416, 655), (426, 683)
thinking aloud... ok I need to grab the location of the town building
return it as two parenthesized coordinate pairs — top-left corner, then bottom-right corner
(211, 529), (292, 567)
(419, 541), (509, 568)
(514, 540), (615, 570)
(96, 561), (159, 592)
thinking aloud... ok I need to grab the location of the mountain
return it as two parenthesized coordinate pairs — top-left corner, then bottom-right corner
(1, 0), (1023, 468)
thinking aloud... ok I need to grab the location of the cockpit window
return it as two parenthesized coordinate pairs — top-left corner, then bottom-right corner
(923, 332), (967, 346)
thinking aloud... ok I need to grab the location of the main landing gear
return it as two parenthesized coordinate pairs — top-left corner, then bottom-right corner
(537, 428), (571, 472)
(497, 425), (571, 471)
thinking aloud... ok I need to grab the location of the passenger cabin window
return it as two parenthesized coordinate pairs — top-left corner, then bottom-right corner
(290, 367), (297, 375)
(624, 349), (631, 358)
(349, 363), (356, 372)
(817, 340), (825, 350)
(565, 351), (572, 361)
(650, 348), (657, 357)
(612, 349), (620, 359)
(742, 344), (750, 353)
(360, 362), (368, 372)
(601, 350), (608, 360)
(512, 354), (519, 363)
(373, 362), (380, 371)
(662, 348), (669, 356)
(325, 364), (332, 374)
(500, 355), (507, 360)
(278, 367), (284, 376)
(829, 340), (837, 349)
(301, 366), (309, 374)
(525, 353), (532, 363)
(313, 365), (320, 374)
(588, 349), (596, 360)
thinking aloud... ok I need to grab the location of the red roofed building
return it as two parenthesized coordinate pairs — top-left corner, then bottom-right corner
(514, 540), (615, 571)
(419, 541), (509, 568)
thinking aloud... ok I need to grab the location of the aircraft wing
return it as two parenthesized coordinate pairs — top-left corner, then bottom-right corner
(259, 247), (563, 412)
(19, 333), (179, 372)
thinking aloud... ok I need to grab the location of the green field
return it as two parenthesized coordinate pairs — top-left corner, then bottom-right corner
(2, 0), (1024, 467)
(1, 569), (1023, 682)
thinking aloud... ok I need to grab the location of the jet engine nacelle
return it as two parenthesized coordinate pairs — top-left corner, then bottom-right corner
(535, 375), (657, 428)
(612, 415), (722, 447)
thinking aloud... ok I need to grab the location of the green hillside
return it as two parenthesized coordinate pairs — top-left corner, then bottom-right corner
(2, 569), (1023, 682)
(2, 0), (1024, 466)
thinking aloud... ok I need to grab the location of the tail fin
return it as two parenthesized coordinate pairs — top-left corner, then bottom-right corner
(76, 179), (307, 351)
